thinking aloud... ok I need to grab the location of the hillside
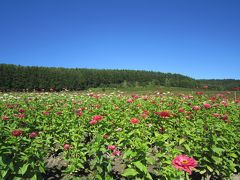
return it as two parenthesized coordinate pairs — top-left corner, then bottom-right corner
(0, 64), (239, 91)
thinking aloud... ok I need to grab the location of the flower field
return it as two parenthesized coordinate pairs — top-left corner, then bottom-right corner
(0, 91), (240, 179)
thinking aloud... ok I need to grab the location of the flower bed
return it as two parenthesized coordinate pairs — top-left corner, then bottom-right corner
(0, 92), (239, 179)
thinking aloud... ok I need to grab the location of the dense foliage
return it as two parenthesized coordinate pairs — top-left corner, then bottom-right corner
(1, 64), (239, 91)
(0, 64), (197, 91)
(0, 91), (239, 179)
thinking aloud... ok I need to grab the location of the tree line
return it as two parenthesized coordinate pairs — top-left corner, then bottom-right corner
(0, 64), (239, 91)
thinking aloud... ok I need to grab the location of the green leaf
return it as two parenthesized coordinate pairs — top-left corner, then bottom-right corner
(39, 165), (45, 173)
(19, 164), (29, 175)
(123, 150), (137, 158)
(146, 172), (153, 180)
(183, 144), (190, 153)
(133, 161), (148, 174)
(97, 165), (103, 173)
(1, 169), (8, 178)
(206, 165), (213, 172)
(229, 153), (238, 158)
(107, 163), (112, 172)
(146, 157), (155, 165)
(212, 147), (224, 155)
(212, 156), (222, 164)
(179, 138), (185, 145)
(122, 168), (139, 177)
(31, 174), (37, 180)
(199, 169), (206, 174)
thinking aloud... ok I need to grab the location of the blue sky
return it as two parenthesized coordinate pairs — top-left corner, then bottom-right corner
(0, 0), (240, 79)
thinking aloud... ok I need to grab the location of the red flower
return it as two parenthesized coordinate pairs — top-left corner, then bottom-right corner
(126, 99), (134, 103)
(192, 106), (200, 111)
(2, 115), (9, 121)
(92, 115), (103, 122)
(12, 129), (23, 137)
(29, 132), (38, 138)
(159, 127), (165, 134)
(88, 92), (94, 97)
(196, 92), (203, 95)
(132, 95), (139, 99)
(221, 115), (228, 121)
(76, 111), (83, 116)
(112, 150), (121, 156)
(64, 144), (71, 150)
(18, 108), (25, 113)
(203, 103), (211, 109)
(212, 113), (220, 117)
(56, 111), (62, 115)
(156, 111), (171, 118)
(95, 104), (101, 109)
(18, 113), (25, 119)
(103, 134), (109, 139)
(172, 155), (197, 174)
(43, 111), (50, 116)
(89, 119), (98, 125)
(141, 113), (148, 119)
(78, 107), (86, 111)
(130, 118), (140, 124)
(142, 96), (148, 101)
(178, 108), (185, 113)
(203, 85), (208, 89)
(107, 145), (116, 150)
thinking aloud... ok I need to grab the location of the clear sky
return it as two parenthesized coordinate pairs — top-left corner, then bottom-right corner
(0, 0), (240, 79)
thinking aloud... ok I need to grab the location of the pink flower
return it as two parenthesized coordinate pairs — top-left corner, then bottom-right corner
(212, 113), (220, 117)
(18, 113), (25, 119)
(132, 94), (139, 99)
(196, 91), (203, 95)
(221, 115), (228, 121)
(12, 129), (23, 137)
(130, 118), (140, 124)
(89, 119), (98, 125)
(192, 106), (200, 111)
(159, 127), (165, 134)
(178, 108), (185, 113)
(2, 115), (9, 121)
(155, 111), (171, 118)
(88, 93), (94, 97)
(103, 134), (109, 139)
(112, 150), (121, 156)
(141, 113), (148, 119)
(64, 144), (71, 150)
(76, 111), (83, 116)
(172, 155), (197, 174)
(92, 115), (103, 122)
(18, 108), (25, 113)
(29, 132), (38, 138)
(126, 99), (134, 103)
(43, 111), (50, 116)
(235, 99), (240, 104)
(107, 145), (116, 150)
(203, 85), (208, 89)
(95, 104), (101, 109)
(203, 103), (211, 109)
(56, 111), (62, 115)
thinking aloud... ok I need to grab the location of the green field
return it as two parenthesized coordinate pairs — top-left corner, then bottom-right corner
(0, 89), (239, 179)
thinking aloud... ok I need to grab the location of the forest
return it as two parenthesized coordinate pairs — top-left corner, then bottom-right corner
(0, 64), (239, 91)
